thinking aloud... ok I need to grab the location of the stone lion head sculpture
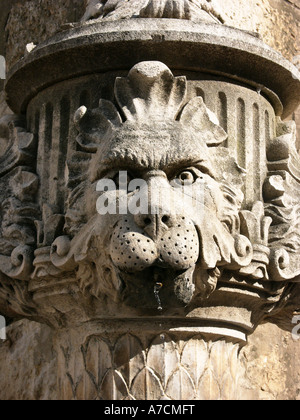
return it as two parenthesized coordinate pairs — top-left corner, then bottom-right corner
(56, 62), (253, 314)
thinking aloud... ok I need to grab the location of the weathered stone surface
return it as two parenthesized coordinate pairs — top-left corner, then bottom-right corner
(2, 0), (299, 70)
(1, 319), (300, 400)
(221, 0), (300, 62)
(80, 0), (300, 66)
(241, 323), (300, 400)
(4, 0), (299, 143)
(2, 0), (297, 144)
(82, 0), (224, 23)
(0, 92), (12, 116)
(2, 59), (294, 331)
(55, 322), (248, 400)
(3, 0), (85, 69)
(0, 0), (299, 402)
(0, 319), (57, 400)
(5, 19), (300, 118)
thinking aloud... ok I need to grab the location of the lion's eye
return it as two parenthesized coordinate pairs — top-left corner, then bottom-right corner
(175, 170), (196, 185)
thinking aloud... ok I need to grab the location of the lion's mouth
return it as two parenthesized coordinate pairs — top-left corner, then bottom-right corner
(107, 209), (252, 311)
(116, 263), (196, 312)
(107, 216), (200, 311)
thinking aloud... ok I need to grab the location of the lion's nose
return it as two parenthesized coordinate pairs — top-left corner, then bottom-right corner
(134, 212), (175, 239)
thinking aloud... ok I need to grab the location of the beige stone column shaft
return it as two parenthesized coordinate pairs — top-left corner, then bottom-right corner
(55, 321), (247, 400)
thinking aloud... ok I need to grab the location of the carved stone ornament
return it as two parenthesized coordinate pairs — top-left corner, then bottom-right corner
(2, 11), (300, 399)
(82, 0), (224, 23)
(62, 62), (254, 308)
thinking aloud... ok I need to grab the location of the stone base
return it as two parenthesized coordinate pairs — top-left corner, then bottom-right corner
(0, 319), (299, 400)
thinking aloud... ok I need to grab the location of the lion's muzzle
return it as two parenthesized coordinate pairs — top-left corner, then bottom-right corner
(110, 214), (199, 273)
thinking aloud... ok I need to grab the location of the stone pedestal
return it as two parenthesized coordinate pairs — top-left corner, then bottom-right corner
(55, 321), (245, 400)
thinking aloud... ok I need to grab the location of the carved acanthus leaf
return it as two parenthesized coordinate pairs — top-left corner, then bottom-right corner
(81, 0), (224, 23)
(62, 333), (243, 400)
(0, 245), (34, 281)
(140, 0), (192, 19)
(0, 116), (39, 317)
(263, 119), (300, 283)
(239, 202), (272, 280)
(180, 96), (227, 146)
(115, 61), (187, 122)
(73, 61), (227, 156)
(0, 116), (39, 257)
(0, 273), (37, 319)
(0, 115), (35, 176)
(74, 100), (121, 153)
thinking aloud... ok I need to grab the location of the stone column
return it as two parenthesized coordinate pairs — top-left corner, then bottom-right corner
(1, 1), (300, 400)
(55, 322), (246, 400)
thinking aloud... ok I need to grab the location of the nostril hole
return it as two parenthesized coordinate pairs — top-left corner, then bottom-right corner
(144, 217), (151, 225)
(162, 215), (169, 224)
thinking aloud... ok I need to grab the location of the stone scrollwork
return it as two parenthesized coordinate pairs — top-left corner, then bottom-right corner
(0, 115), (39, 318)
(0, 115), (35, 176)
(0, 116), (39, 257)
(0, 245), (34, 281)
(225, 116), (300, 289)
(264, 119), (300, 283)
(238, 201), (272, 280)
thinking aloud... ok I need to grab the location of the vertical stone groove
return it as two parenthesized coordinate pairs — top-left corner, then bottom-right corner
(237, 97), (246, 170)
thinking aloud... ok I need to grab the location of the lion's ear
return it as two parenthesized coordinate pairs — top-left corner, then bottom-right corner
(74, 100), (122, 153)
(180, 97), (227, 146)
